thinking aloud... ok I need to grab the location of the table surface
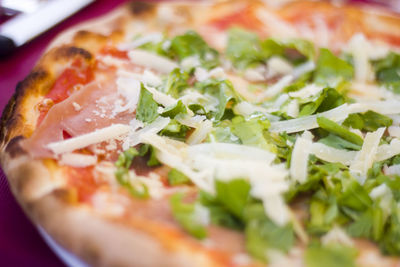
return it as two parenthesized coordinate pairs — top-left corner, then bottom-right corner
(0, 0), (398, 266)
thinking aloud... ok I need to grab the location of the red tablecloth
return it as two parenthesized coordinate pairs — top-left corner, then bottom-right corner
(0, 1), (126, 265)
(0, 0), (398, 266)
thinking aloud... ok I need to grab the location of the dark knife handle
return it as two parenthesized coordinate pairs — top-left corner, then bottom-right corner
(0, 35), (16, 57)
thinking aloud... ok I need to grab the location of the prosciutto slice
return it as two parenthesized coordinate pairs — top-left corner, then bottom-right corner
(22, 76), (133, 158)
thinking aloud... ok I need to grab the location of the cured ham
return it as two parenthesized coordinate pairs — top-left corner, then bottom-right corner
(22, 75), (133, 158)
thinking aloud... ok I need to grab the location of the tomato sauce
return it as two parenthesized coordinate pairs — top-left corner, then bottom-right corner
(99, 46), (129, 60)
(66, 166), (103, 203)
(37, 59), (95, 126)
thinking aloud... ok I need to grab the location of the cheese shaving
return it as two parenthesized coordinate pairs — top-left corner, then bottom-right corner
(47, 124), (130, 155)
(60, 153), (97, 167)
(350, 127), (385, 183)
(128, 49), (178, 73)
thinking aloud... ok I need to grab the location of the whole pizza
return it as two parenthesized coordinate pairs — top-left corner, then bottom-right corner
(2, 0), (400, 266)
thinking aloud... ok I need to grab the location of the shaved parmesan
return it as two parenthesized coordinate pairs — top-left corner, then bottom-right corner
(288, 84), (323, 99)
(384, 164), (400, 176)
(266, 56), (293, 78)
(181, 56), (201, 70)
(349, 100), (400, 115)
(186, 120), (213, 145)
(233, 101), (269, 117)
(123, 117), (171, 149)
(350, 127), (385, 183)
(310, 143), (357, 166)
(128, 50), (178, 73)
(389, 126), (400, 138)
(114, 76), (141, 114)
(292, 61), (315, 78)
(286, 99), (299, 118)
(369, 183), (393, 216)
(142, 133), (290, 225)
(47, 124), (130, 155)
(290, 135), (312, 184)
(187, 142), (276, 163)
(271, 100), (400, 133)
(244, 66), (266, 82)
(142, 70), (162, 87)
(194, 67), (225, 82)
(262, 75), (294, 98)
(60, 153), (97, 167)
(375, 138), (400, 162)
(270, 104), (351, 133)
(144, 85), (176, 107)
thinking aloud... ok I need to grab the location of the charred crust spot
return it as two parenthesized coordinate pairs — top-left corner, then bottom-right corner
(0, 94), (17, 143)
(0, 69), (49, 144)
(128, 1), (154, 15)
(16, 69), (49, 93)
(5, 136), (26, 158)
(54, 46), (92, 61)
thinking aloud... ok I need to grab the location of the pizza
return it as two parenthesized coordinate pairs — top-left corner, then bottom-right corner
(2, 0), (400, 266)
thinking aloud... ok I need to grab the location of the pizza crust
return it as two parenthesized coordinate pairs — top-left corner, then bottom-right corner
(1, 1), (400, 266)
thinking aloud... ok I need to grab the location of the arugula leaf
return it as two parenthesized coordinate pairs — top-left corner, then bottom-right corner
(359, 111), (392, 132)
(215, 179), (251, 219)
(199, 191), (244, 230)
(165, 68), (190, 98)
(170, 193), (207, 239)
(161, 100), (187, 119)
(115, 148), (149, 198)
(226, 28), (264, 69)
(343, 111), (392, 132)
(138, 144), (160, 167)
(305, 244), (357, 267)
(380, 203), (400, 255)
(168, 168), (191, 186)
(210, 124), (241, 144)
(284, 38), (315, 61)
(260, 38), (285, 59)
(136, 85), (159, 123)
(338, 178), (372, 211)
(244, 203), (295, 262)
(314, 48), (354, 86)
(298, 88), (345, 117)
(342, 113), (364, 130)
(170, 31), (219, 68)
(318, 134), (361, 151)
(231, 114), (274, 151)
(317, 117), (363, 147)
(372, 52), (400, 93)
(195, 79), (238, 120)
(347, 203), (386, 242)
(160, 119), (190, 141)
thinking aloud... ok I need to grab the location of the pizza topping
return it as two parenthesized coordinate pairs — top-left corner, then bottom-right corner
(22, 15), (400, 263)
(128, 50), (178, 74)
(47, 124), (130, 155)
(60, 153), (98, 168)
